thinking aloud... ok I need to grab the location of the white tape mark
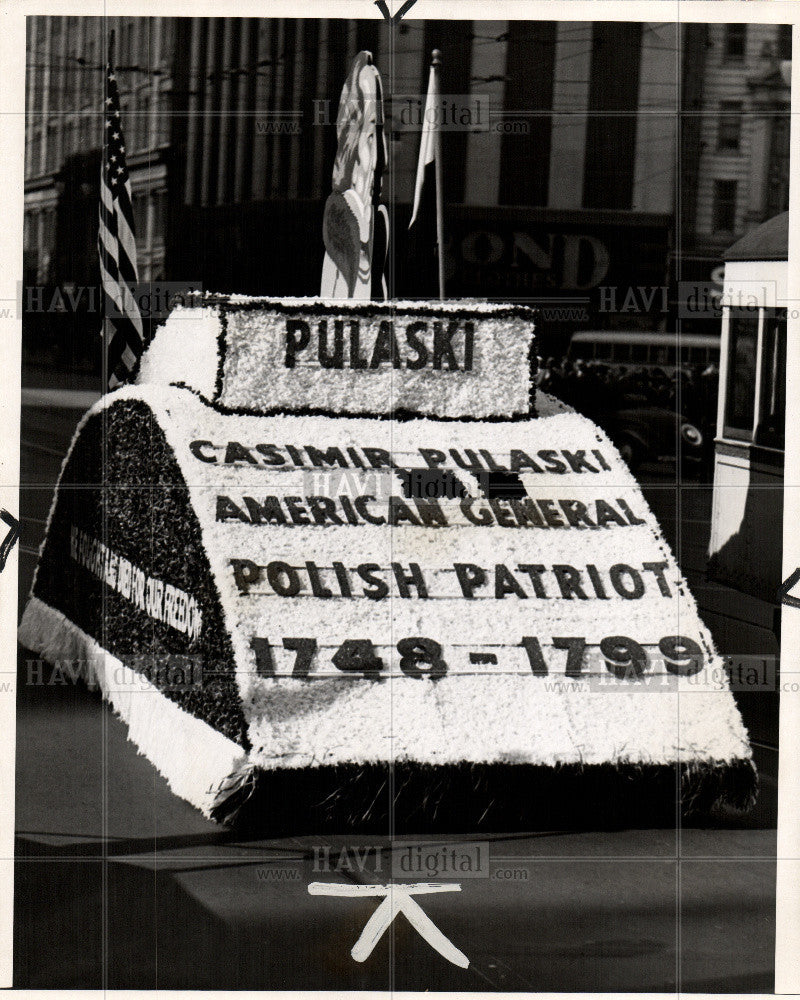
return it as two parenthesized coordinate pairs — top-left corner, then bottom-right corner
(308, 881), (470, 968)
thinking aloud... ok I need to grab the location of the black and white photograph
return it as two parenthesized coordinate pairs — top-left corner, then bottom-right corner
(2, 1), (799, 992)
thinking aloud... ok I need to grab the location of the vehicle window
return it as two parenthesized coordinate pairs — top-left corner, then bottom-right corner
(724, 308), (759, 439)
(631, 344), (647, 363)
(653, 345), (670, 365)
(756, 309), (786, 449)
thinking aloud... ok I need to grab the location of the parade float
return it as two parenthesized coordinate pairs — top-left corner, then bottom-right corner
(18, 294), (756, 827)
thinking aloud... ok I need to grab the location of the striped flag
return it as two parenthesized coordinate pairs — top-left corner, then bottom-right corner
(98, 35), (143, 390)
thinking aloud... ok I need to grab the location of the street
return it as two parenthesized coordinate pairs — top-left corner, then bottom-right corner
(14, 399), (777, 991)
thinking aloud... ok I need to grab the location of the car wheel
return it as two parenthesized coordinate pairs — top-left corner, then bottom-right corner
(616, 435), (643, 470)
(681, 423), (703, 448)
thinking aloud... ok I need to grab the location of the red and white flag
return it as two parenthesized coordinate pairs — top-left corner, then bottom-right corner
(409, 59), (439, 228)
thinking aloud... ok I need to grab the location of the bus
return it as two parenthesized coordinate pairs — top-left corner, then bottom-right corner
(567, 331), (720, 371)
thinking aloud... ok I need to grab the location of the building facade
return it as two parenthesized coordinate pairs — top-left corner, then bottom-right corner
(25, 16), (174, 286)
(23, 17), (792, 359)
(678, 21), (791, 312)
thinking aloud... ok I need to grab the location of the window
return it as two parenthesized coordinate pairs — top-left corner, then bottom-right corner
(724, 308), (759, 438)
(766, 112), (791, 218)
(132, 190), (147, 241)
(28, 124), (42, 178)
(46, 120), (59, 174)
(152, 189), (167, 242)
(723, 24), (747, 61)
(139, 92), (150, 151)
(717, 102), (743, 151)
(756, 310), (786, 449)
(42, 206), (56, 248)
(777, 24), (792, 61)
(653, 344), (673, 366)
(713, 179), (738, 233)
(121, 22), (131, 65)
(687, 345), (709, 366)
(63, 118), (75, 158)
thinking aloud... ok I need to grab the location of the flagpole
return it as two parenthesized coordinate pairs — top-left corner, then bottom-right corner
(432, 49), (445, 301)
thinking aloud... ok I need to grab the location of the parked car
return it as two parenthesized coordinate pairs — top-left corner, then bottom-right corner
(601, 406), (708, 473)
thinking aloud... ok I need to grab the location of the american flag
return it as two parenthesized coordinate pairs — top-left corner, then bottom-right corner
(98, 35), (143, 390)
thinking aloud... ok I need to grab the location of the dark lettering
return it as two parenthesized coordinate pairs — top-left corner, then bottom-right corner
(284, 497), (311, 526)
(432, 320), (460, 370)
(405, 321), (429, 370)
(354, 495), (385, 526)
(318, 319), (345, 368)
(306, 561), (333, 598)
(413, 498), (447, 527)
(642, 561), (671, 596)
(392, 562), (428, 598)
(357, 563), (390, 600)
(225, 441), (257, 465)
(509, 449), (543, 473)
(537, 450), (567, 474)
(595, 499), (627, 527)
(308, 496), (344, 526)
(609, 564), (645, 599)
(562, 450), (599, 473)
(216, 495), (249, 522)
(559, 500), (596, 528)
(190, 440), (217, 463)
(537, 499), (565, 528)
(617, 498), (646, 526)
(461, 497), (492, 526)
(339, 495), (360, 524)
(285, 319), (311, 367)
(495, 564), (527, 599)
(450, 448), (484, 473)
(370, 320), (401, 368)
(517, 564), (548, 597)
(255, 443), (286, 466)
(267, 560), (302, 597)
(454, 562), (487, 599)
(480, 449), (508, 472)
(362, 447), (394, 469)
(463, 321), (474, 371)
(586, 564), (609, 599)
(510, 498), (545, 528)
(306, 446), (349, 468)
(349, 320), (368, 369)
(244, 496), (287, 525)
(231, 558), (261, 594)
(552, 564), (589, 599)
(420, 448), (447, 468)
(389, 497), (421, 526)
(592, 449), (612, 471)
(332, 561), (352, 596)
(489, 499), (516, 528)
